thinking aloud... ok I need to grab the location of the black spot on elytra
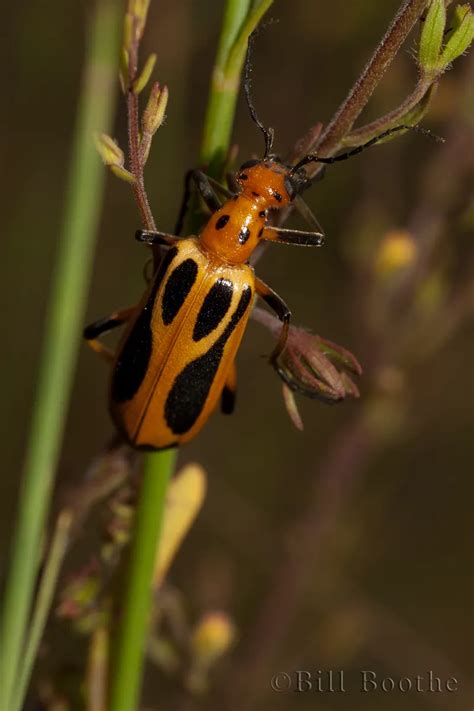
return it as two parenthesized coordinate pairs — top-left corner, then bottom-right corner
(259, 210), (266, 218)
(161, 258), (198, 325)
(252, 191), (260, 197)
(193, 278), (233, 342)
(216, 214), (230, 230)
(273, 191), (283, 203)
(238, 227), (251, 245)
(239, 173), (248, 180)
(165, 286), (252, 435)
(112, 247), (178, 403)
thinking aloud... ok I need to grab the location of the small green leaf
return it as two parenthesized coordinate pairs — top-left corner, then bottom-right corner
(119, 48), (129, 93)
(122, 12), (133, 53)
(94, 133), (124, 167)
(419, 0), (446, 73)
(110, 165), (137, 183)
(133, 53), (157, 94)
(439, 4), (474, 66)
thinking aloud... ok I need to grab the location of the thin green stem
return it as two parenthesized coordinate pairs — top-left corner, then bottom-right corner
(11, 511), (73, 711)
(200, 0), (251, 172)
(0, 1), (121, 707)
(200, 0), (273, 175)
(108, 448), (177, 711)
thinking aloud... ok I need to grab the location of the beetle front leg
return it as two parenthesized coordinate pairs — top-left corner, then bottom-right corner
(83, 306), (136, 363)
(255, 277), (291, 362)
(175, 169), (220, 234)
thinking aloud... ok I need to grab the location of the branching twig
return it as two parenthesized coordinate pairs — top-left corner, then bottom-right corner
(314, 0), (430, 160)
(124, 12), (156, 231)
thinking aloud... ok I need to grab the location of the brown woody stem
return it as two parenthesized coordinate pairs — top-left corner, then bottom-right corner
(316, 0), (430, 156)
(342, 78), (435, 147)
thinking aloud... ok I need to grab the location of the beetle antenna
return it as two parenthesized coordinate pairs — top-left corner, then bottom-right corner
(244, 29), (274, 159)
(291, 125), (444, 173)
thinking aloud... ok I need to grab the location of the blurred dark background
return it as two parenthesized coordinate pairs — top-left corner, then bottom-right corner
(1, 1), (472, 709)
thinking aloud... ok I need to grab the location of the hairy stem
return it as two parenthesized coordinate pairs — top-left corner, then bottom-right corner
(126, 16), (156, 231)
(342, 78), (434, 146)
(317, 0), (429, 157)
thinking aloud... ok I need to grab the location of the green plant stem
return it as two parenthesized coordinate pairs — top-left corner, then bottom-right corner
(108, 448), (177, 711)
(11, 511), (73, 711)
(0, 1), (121, 707)
(200, 0), (273, 175)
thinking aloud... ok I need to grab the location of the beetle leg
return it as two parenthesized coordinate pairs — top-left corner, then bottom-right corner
(255, 277), (291, 362)
(293, 194), (325, 236)
(262, 225), (324, 247)
(142, 256), (154, 283)
(175, 169), (234, 235)
(221, 362), (237, 414)
(83, 307), (136, 363)
(135, 230), (183, 246)
(204, 173), (234, 201)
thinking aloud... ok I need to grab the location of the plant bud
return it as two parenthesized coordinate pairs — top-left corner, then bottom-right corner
(439, 4), (474, 67)
(142, 82), (169, 136)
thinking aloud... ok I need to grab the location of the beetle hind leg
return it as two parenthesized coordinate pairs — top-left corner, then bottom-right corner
(255, 278), (291, 363)
(221, 362), (237, 414)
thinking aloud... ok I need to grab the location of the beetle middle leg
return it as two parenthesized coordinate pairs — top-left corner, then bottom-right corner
(262, 225), (324, 247)
(255, 277), (291, 362)
(83, 306), (136, 363)
(135, 230), (184, 246)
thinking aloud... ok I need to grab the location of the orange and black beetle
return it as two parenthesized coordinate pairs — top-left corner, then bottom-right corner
(85, 33), (415, 449)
